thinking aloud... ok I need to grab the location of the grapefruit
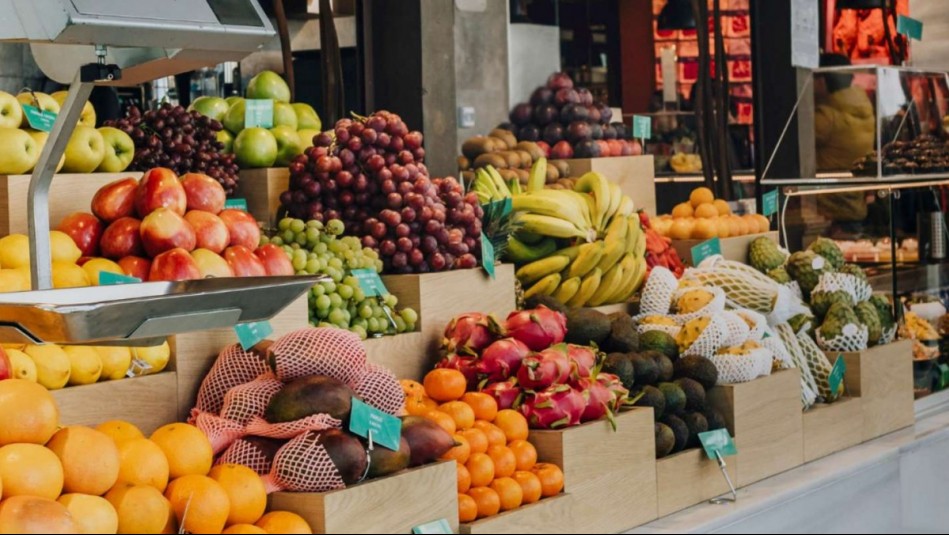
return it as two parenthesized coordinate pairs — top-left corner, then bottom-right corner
(0, 443), (64, 499)
(105, 483), (171, 535)
(255, 511), (313, 534)
(114, 438), (170, 492)
(95, 420), (144, 445)
(209, 463), (267, 525)
(164, 474), (230, 535)
(46, 426), (121, 495)
(223, 524), (268, 534)
(149, 423), (213, 478)
(0, 378), (59, 445)
(0, 495), (77, 534)
(58, 493), (119, 534)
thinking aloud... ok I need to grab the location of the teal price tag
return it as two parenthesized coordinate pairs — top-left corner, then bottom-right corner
(938, 364), (949, 390)
(691, 237), (721, 266)
(897, 15), (923, 40)
(632, 115), (652, 140)
(412, 519), (452, 534)
(349, 398), (401, 451)
(829, 354), (847, 395)
(234, 321), (273, 350)
(699, 429), (738, 460)
(22, 104), (57, 132)
(98, 272), (141, 285)
(224, 198), (248, 211)
(481, 237), (496, 280)
(351, 268), (387, 297)
(244, 99), (274, 129)
(762, 189), (779, 217)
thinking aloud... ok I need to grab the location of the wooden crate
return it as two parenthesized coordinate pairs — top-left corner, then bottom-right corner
(835, 340), (914, 442)
(51, 372), (178, 435)
(363, 332), (429, 381)
(460, 494), (572, 534)
(234, 168), (288, 228)
(656, 447), (736, 517)
(670, 231), (778, 267)
(0, 172), (142, 235)
(270, 461), (458, 534)
(557, 156), (656, 216)
(527, 408), (657, 532)
(802, 397), (865, 463)
(707, 369), (804, 487)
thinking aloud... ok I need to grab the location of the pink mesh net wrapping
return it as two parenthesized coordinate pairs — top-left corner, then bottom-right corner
(217, 436), (286, 476)
(193, 411), (247, 455)
(353, 363), (404, 416)
(192, 342), (272, 418)
(262, 431), (349, 493)
(244, 413), (342, 440)
(220, 373), (284, 424)
(269, 328), (368, 385)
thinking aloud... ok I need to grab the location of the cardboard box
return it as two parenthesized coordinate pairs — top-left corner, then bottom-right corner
(233, 167), (288, 229)
(557, 156), (656, 216)
(802, 397), (865, 462)
(670, 231), (778, 267)
(834, 340), (914, 442)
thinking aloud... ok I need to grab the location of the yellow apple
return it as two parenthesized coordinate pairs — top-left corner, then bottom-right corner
(51, 91), (96, 127)
(0, 128), (40, 175)
(16, 91), (60, 129)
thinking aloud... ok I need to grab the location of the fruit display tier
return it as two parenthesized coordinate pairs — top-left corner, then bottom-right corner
(51, 372), (178, 435)
(233, 167), (289, 229)
(671, 231), (779, 267)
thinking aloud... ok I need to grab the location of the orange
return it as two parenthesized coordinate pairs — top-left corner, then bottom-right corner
(46, 425), (121, 495)
(494, 410), (529, 442)
(467, 487), (500, 519)
(490, 477), (524, 511)
(160, 505), (177, 534)
(742, 214), (762, 234)
(441, 434), (471, 465)
(734, 215), (751, 236)
(726, 215), (743, 238)
(460, 428), (489, 455)
(255, 511), (313, 534)
(405, 396), (438, 416)
(513, 470), (543, 504)
(424, 410), (458, 435)
(96, 420), (145, 445)
(462, 392), (498, 422)
(754, 214), (771, 233)
(209, 463), (267, 526)
(531, 463), (565, 497)
(150, 423), (214, 479)
(690, 187), (714, 207)
(457, 462), (472, 493)
(458, 493), (478, 523)
(400, 379), (425, 402)
(691, 218), (717, 240)
(669, 219), (694, 240)
(164, 474), (231, 535)
(223, 524), (268, 534)
(671, 202), (694, 219)
(508, 439), (538, 471)
(0, 443), (64, 500)
(58, 493), (119, 535)
(423, 369), (467, 402)
(0, 496), (77, 534)
(0, 379), (59, 446)
(105, 483), (171, 535)
(465, 453), (495, 488)
(715, 217), (731, 238)
(473, 421), (506, 448)
(487, 445), (516, 478)
(115, 438), (170, 491)
(713, 199), (732, 215)
(694, 203), (718, 219)
(438, 401), (476, 431)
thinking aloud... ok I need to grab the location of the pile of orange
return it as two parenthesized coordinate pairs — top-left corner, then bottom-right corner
(403, 369), (565, 523)
(0, 378), (313, 535)
(653, 187), (770, 240)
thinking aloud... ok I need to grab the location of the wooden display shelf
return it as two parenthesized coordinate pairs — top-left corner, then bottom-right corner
(460, 494), (571, 534)
(556, 156), (656, 216)
(802, 397), (865, 463)
(833, 340), (914, 442)
(670, 231), (778, 267)
(234, 168), (288, 228)
(270, 461), (458, 534)
(656, 447), (736, 517)
(51, 372), (178, 435)
(707, 369), (804, 488)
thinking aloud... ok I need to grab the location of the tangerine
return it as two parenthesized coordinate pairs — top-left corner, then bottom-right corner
(671, 202), (694, 219)
(494, 409), (529, 442)
(531, 463), (565, 497)
(457, 493), (478, 523)
(223, 524), (269, 534)
(423, 369), (467, 402)
(691, 218), (717, 240)
(465, 453), (495, 488)
(669, 219), (695, 240)
(508, 439), (538, 471)
(467, 487), (500, 519)
(472, 421), (506, 448)
(713, 199), (732, 215)
(424, 410), (457, 435)
(441, 434), (471, 465)
(690, 187), (715, 207)
(438, 401), (476, 431)
(513, 470), (543, 504)
(46, 425), (120, 495)
(487, 445), (517, 478)
(400, 379), (425, 402)
(460, 428), (489, 455)
(462, 392), (498, 422)
(105, 483), (171, 535)
(114, 438), (170, 492)
(490, 477), (524, 511)
(96, 420), (145, 445)
(456, 463), (472, 493)
(404, 396), (438, 417)
(694, 203), (718, 219)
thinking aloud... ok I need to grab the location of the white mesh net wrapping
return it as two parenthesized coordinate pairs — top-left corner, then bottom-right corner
(786, 281), (804, 301)
(880, 325), (897, 345)
(270, 328), (368, 385)
(262, 431), (351, 494)
(353, 363), (404, 416)
(796, 331), (841, 402)
(817, 323), (869, 353)
(760, 329), (794, 368)
(640, 267), (679, 315)
(720, 311), (752, 347)
(812, 273), (872, 304)
(708, 348), (774, 384)
(671, 287), (727, 323)
(192, 342), (272, 418)
(733, 309), (768, 341)
(775, 323), (819, 409)
(680, 315), (729, 358)
(685, 259), (810, 322)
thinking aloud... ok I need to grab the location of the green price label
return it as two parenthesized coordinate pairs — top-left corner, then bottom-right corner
(762, 189), (779, 217)
(937, 364), (949, 390)
(691, 237), (721, 266)
(349, 398), (402, 451)
(481, 237), (496, 280)
(234, 321), (273, 350)
(351, 268), (388, 297)
(829, 354), (847, 395)
(244, 99), (274, 129)
(22, 104), (57, 132)
(699, 428), (737, 460)
(632, 115), (652, 140)
(412, 519), (452, 534)
(98, 272), (141, 285)
(224, 198), (248, 211)
(897, 15), (923, 40)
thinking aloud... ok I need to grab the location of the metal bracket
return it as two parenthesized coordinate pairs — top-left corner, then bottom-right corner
(708, 450), (738, 505)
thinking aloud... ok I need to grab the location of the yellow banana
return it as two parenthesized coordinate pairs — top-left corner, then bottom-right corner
(603, 183), (623, 229)
(486, 166), (512, 198)
(527, 157), (547, 192)
(586, 262), (625, 307)
(553, 276), (582, 303)
(612, 254), (647, 302)
(525, 273), (562, 299)
(626, 216), (645, 257)
(568, 241), (605, 279)
(553, 244), (583, 262)
(616, 196), (636, 218)
(567, 267), (602, 307)
(506, 236), (557, 264)
(603, 215), (628, 247)
(512, 193), (591, 232)
(574, 172), (611, 229)
(516, 213), (593, 241)
(516, 255), (571, 285)
(596, 237), (626, 272)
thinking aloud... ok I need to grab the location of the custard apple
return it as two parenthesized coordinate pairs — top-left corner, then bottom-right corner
(868, 294), (896, 332)
(839, 263), (868, 284)
(788, 313), (816, 337)
(810, 290), (855, 321)
(786, 250), (835, 297)
(819, 302), (860, 341)
(855, 300), (883, 345)
(749, 237), (787, 273)
(767, 266), (792, 285)
(808, 237), (845, 270)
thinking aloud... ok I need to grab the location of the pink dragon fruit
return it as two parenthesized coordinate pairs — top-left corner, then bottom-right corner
(598, 372), (630, 411)
(482, 378), (524, 410)
(436, 353), (480, 388)
(519, 384), (585, 429)
(517, 347), (571, 391)
(575, 376), (615, 424)
(478, 338), (531, 382)
(504, 306), (567, 351)
(441, 312), (503, 356)
(566, 344), (597, 381)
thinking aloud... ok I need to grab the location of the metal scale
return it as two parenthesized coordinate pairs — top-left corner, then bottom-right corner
(0, 0), (325, 345)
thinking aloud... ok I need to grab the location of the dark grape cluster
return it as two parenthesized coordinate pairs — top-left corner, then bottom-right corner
(281, 110), (484, 273)
(106, 104), (240, 193)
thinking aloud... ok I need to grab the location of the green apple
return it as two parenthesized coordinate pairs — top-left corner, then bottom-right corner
(63, 124), (105, 173)
(97, 126), (135, 173)
(26, 130), (65, 172)
(292, 103), (321, 131)
(216, 129), (234, 153)
(246, 71), (291, 103)
(223, 99), (246, 135)
(51, 91), (96, 127)
(16, 92), (60, 129)
(270, 125), (303, 167)
(273, 101), (298, 130)
(225, 96), (244, 108)
(188, 96), (230, 121)
(233, 127), (277, 168)
(0, 128), (40, 175)
(0, 91), (22, 129)
(297, 129), (319, 149)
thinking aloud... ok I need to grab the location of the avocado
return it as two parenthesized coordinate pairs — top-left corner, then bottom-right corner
(674, 356), (719, 390)
(565, 307), (611, 346)
(655, 423), (676, 459)
(643, 350), (674, 382)
(658, 382), (687, 415)
(603, 353), (635, 390)
(704, 409), (727, 432)
(265, 375), (357, 425)
(681, 412), (709, 448)
(630, 353), (660, 386)
(674, 378), (706, 412)
(661, 414), (690, 453)
(639, 330), (679, 361)
(525, 294), (569, 314)
(603, 313), (638, 353)
(633, 385), (666, 421)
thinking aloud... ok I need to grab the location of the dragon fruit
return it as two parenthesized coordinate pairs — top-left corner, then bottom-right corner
(575, 376), (614, 424)
(519, 384), (585, 429)
(597, 373), (630, 411)
(482, 378), (524, 410)
(436, 353), (480, 388)
(441, 313), (503, 356)
(566, 344), (597, 381)
(478, 338), (531, 382)
(517, 347), (571, 391)
(505, 306), (567, 351)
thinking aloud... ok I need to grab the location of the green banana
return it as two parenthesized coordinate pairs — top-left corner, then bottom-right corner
(505, 236), (557, 264)
(527, 157), (547, 192)
(516, 231), (544, 245)
(516, 255), (571, 285)
(474, 168), (501, 200)
(574, 172), (611, 229)
(567, 241), (605, 279)
(553, 276), (582, 303)
(525, 273), (562, 299)
(516, 213), (593, 241)
(509, 178), (523, 195)
(567, 267), (602, 307)
(586, 262), (625, 307)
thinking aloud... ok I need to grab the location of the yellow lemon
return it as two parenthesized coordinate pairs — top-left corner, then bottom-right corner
(82, 258), (124, 286)
(62, 346), (103, 386)
(49, 231), (82, 264)
(0, 269), (26, 292)
(131, 341), (171, 375)
(52, 261), (90, 289)
(6, 349), (37, 382)
(0, 234), (29, 269)
(94, 346), (131, 381)
(24, 344), (71, 390)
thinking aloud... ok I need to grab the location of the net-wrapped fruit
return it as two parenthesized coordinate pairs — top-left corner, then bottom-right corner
(869, 294), (896, 333)
(818, 302), (861, 341)
(786, 250), (834, 296)
(749, 237), (787, 272)
(676, 289), (716, 314)
(767, 267), (791, 285)
(675, 317), (711, 354)
(838, 263), (868, 283)
(855, 300), (883, 345)
(807, 237), (845, 270)
(809, 289), (855, 321)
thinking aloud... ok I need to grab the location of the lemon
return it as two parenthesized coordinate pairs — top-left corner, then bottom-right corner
(82, 258), (124, 286)
(52, 261), (90, 288)
(130, 341), (171, 375)
(50, 230), (82, 263)
(24, 344), (71, 389)
(6, 348), (37, 382)
(63, 346), (103, 385)
(94, 346), (132, 381)
(0, 269), (27, 292)
(0, 234), (29, 268)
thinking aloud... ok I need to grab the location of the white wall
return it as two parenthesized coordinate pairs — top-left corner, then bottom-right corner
(508, 23), (561, 109)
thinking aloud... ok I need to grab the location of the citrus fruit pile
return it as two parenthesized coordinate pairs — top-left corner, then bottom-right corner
(402, 369), (565, 523)
(3, 341), (170, 390)
(652, 187), (770, 241)
(0, 379), (313, 534)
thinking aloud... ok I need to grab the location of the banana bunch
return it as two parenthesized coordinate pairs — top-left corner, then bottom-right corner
(470, 164), (523, 204)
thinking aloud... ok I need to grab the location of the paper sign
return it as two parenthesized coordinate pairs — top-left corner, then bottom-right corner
(829, 354), (847, 396)
(224, 198), (248, 211)
(22, 104), (57, 132)
(351, 268), (387, 297)
(937, 364), (949, 390)
(897, 15), (923, 40)
(632, 115), (652, 140)
(412, 519), (453, 534)
(481, 237), (496, 279)
(790, 0), (820, 69)
(699, 429), (737, 460)
(244, 99), (274, 129)
(691, 237), (721, 265)
(349, 398), (401, 451)
(762, 189), (779, 217)
(99, 272), (141, 285)
(234, 321), (273, 350)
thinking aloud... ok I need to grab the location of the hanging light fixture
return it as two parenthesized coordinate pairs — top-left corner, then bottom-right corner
(657, 0), (696, 31)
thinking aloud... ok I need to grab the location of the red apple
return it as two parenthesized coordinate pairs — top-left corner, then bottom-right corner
(0, 346), (10, 380)
(181, 172), (226, 214)
(149, 248), (202, 282)
(536, 141), (551, 158)
(219, 209), (261, 249)
(58, 212), (104, 257)
(135, 167), (187, 217)
(224, 245), (267, 277)
(191, 248), (235, 278)
(91, 177), (139, 223)
(118, 256), (151, 280)
(255, 244), (294, 276)
(184, 210), (230, 254)
(550, 140), (573, 159)
(140, 207), (197, 257)
(595, 140), (611, 158)
(100, 217), (144, 259)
